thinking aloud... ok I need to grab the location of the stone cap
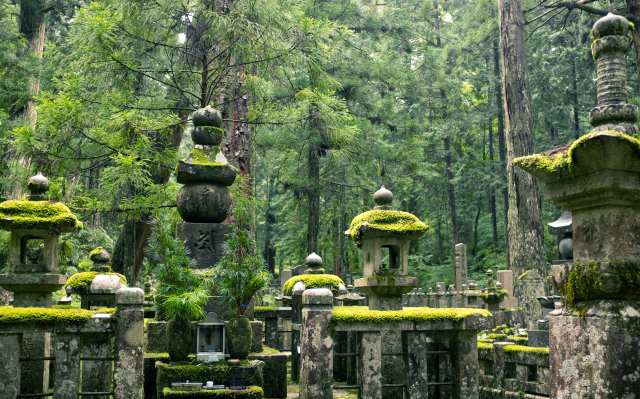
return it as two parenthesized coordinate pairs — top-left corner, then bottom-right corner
(192, 106), (222, 128)
(0, 199), (83, 232)
(116, 287), (144, 305)
(27, 172), (50, 201)
(302, 288), (333, 306)
(592, 13), (632, 39)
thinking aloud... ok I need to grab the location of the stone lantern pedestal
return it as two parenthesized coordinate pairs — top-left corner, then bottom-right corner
(515, 14), (640, 398)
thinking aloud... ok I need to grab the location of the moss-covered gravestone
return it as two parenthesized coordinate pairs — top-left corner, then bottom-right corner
(348, 186), (428, 310)
(0, 173), (83, 394)
(514, 13), (640, 399)
(176, 106), (236, 268)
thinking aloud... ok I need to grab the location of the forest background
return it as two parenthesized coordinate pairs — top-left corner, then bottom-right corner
(1, 0), (634, 291)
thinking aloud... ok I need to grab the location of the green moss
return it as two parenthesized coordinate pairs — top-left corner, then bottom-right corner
(0, 200), (83, 231)
(0, 307), (94, 325)
(518, 271), (530, 280)
(162, 386), (264, 399)
(479, 289), (509, 300)
(477, 342), (493, 350)
(156, 362), (263, 393)
(331, 306), (490, 324)
(507, 336), (527, 343)
(186, 147), (224, 166)
(487, 333), (507, 340)
(503, 345), (549, 356)
(253, 306), (277, 313)
(477, 338), (493, 344)
(251, 346), (279, 355)
(347, 209), (428, 245)
(89, 247), (105, 258)
(282, 274), (344, 296)
(65, 271), (127, 293)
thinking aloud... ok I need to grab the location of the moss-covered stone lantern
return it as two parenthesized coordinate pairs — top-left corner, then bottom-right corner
(0, 173), (83, 307)
(347, 186), (428, 310)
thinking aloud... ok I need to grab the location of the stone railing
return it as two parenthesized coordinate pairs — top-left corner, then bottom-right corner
(478, 342), (550, 398)
(0, 288), (144, 399)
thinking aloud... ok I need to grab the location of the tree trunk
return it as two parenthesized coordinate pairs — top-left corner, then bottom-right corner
(307, 144), (320, 255)
(498, 0), (546, 328)
(338, 168), (347, 280)
(493, 37), (509, 266)
(572, 60), (580, 139)
(628, 0), (640, 85)
(488, 121), (498, 248)
(19, 0), (47, 129)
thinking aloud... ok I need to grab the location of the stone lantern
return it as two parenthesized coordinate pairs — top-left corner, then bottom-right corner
(0, 173), (83, 307)
(347, 186), (428, 310)
(74, 247), (127, 309)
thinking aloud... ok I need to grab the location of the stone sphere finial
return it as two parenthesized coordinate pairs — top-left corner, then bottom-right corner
(27, 172), (50, 201)
(89, 247), (111, 272)
(192, 105), (222, 128)
(373, 186), (393, 209)
(592, 13), (631, 39)
(305, 252), (323, 274)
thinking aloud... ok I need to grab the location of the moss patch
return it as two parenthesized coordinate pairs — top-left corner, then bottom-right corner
(503, 345), (549, 356)
(65, 271), (127, 293)
(331, 306), (490, 324)
(477, 342), (493, 351)
(487, 333), (508, 340)
(347, 209), (428, 245)
(156, 361), (263, 394)
(186, 147), (225, 166)
(162, 386), (264, 399)
(282, 274), (344, 296)
(251, 346), (279, 355)
(0, 200), (83, 231)
(0, 307), (94, 325)
(253, 306), (277, 313)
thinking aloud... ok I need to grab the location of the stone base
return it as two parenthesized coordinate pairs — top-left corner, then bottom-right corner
(527, 330), (549, 347)
(368, 294), (404, 311)
(550, 303), (640, 398)
(176, 222), (231, 268)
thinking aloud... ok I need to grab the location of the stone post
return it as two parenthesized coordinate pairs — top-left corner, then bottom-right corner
(290, 282), (304, 381)
(436, 282), (446, 308)
(460, 284), (468, 308)
(358, 331), (382, 399)
(452, 331), (481, 399)
(427, 287), (435, 307)
(404, 332), (428, 399)
(250, 321), (263, 353)
(264, 315), (278, 349)
(417, 288), (425, 307)
(114, 288), (144, 399)
(53, 333), (81, 399)
(454, 243), (468, 295)
(0, 334), (21, 399)
(298, 288), (333, 399)
(497, 270), (517, 308)
(81, 335), (112, 399)
(491, 342), (511, 390)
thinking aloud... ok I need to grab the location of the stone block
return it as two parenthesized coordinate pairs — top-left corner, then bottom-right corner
(248, 353), (288, 398)
(251, 321), (263, 353)
(147, 321), (168, 352)
(0, 334), (20, 399)
(176, 222), (230, 268)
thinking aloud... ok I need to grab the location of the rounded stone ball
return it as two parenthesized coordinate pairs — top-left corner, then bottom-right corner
(191, 127), (224, 146)
(192, 106), (222, 127)
(90, 247), (110, 264)
(373, 186), (393, 206)
(27, 172), (50, 200)
(592, 13), (631, 39)
(558, 236), (573, 260)
(176, 183), (232, 223)
(305, 252), (323, 268)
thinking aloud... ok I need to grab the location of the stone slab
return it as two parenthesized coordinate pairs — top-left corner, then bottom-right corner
(176, 222), (231, 268)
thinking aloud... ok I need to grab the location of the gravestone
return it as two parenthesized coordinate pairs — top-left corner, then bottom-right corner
(497, 270), (518, 308)
(515, 13), (640, 398)
(454, 243), (468, 295)
(175, 106), (235, 268)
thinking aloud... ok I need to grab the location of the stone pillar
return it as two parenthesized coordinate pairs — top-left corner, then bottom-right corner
(417, 288), (425, 307)
(497, 270), (517, 308)
(358, 331), (382, 399)
(114, 288), (144, 399)
(427, 288), (435, 307)
(491, 342), (510, 390)
(447, 285), (457, 308)
(451, 331), (480, 399)
(460, 284), (468, 308)
(454, 243), (468, 295)
(53, 333), (81, 399)
(264, 316), (278, 349)
(404, 331), (428, 399)
(298, 289), (333, 399)
(436, 282), (446, 308)
(290, 282), (304, 381)
(250, 321), (263, 353)
(0, 334), (21, 399)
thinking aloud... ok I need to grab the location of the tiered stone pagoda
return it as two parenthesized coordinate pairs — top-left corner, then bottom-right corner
(176, 106), (236, 267)
(515, 13), (640, 398)
(348, 186), (428, 310)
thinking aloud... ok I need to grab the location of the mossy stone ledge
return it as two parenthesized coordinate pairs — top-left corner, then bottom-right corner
(347, 209), (428, 246)
(0, 200), (83, 232)
(282, 274), (344, 296)
(0, 306), (94, 325)
(65, 271), (127, 294)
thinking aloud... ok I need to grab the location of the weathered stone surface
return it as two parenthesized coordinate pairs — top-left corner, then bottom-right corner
(358, 331), (381, 399)
(452, 331), (480, 399)
(114, 288), (144, 399)
(53, 333), (81, 399)
(454, 243), (468, 294)
(404, 331), (428, 399)
(192, 105), (222, 128)
(176, 183), (232, 223)
(81, 335), (112, 399)
(191, 126), (223, 146)
(176, 223), (231, 268)
(514, 270), (544, 330)
(550, 307), (640, 399)
(147, 321), (168, 352)
(250, 321), (263, 353)
(299, 289), (333, 399)
(248, 352), (288, 398)
(0, 334), (20, 399)
(20, 332), (51, 394)
(176, 161), (236, 186)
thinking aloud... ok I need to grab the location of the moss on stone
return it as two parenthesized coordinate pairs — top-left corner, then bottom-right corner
(488, 333), (508, 340)
(253, 306), (278, 313)
(331, 306), (490, 324)
(162, 386), (264, 398)
(507, 336), (527, 343)
(156, 361), (263, 392)
(186, 147), (225, 166)
(0, 200), (83, 231)
(347, 209), (428, 245)
(251, 346), (279, 355)
(282, 274), (344, 296)
(89, 247), (105, 258)
(502, 345), (549, 356)
(0, 306), (94, 325)
(479, 289), (509, 301)
(65, 271), (127, 294)
(477, 342), (493, 351)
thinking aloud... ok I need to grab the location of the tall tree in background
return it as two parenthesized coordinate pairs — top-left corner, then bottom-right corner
(498, 0), (546, 327)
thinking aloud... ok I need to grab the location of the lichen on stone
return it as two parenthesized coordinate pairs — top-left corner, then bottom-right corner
(65, 271), (127, 293)
(0, 200), (83, 231)
(331, 306), (490, 324)
(0, 307), (94, 325)
(347, 209), (428, 245)
(282, 274), (344, 296)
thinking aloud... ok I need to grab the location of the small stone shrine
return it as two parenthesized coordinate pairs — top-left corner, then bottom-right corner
(515, 13), (640, 399)
(176, 105), (236, 267)
(0, 173), (83, 394)
(348, 186), (428, 310)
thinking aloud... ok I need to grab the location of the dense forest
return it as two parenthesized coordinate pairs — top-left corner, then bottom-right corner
(1, 0), (637, 290)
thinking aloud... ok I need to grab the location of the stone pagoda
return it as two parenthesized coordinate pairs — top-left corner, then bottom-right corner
(176, 106), (236, 267)
(514, 13), (640, 398)
(348, 186), (428, 310)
